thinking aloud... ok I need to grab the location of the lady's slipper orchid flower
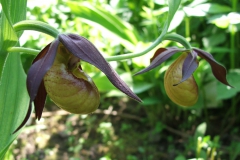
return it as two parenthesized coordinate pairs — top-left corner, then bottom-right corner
(14, 33), (141, 133)
(135, 47), (231, 107)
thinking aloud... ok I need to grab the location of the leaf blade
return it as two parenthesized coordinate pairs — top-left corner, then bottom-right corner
(0, 0), (28, 157)
(0, 53), (29, 157)
(66, 1), (139, 50)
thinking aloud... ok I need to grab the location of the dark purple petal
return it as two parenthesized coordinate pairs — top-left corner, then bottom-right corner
(134, 47), (184, 75)
(34, 80), (47, 120)
(13, 43), (54, 133)
(33, 43), (52, 62)
(31, 44), (50, 120)
(24, 40), (58, 125)
(174, 51), (199, 85)
(27, 40), (59, 104)
(193, 48), (232, 87)
(150, 48), (167, 62)
(58, 33), (141, 102)
(12, 103), (32, 134)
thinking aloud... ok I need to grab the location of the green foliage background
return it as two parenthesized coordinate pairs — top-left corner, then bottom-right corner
(1, 0), (240, 159)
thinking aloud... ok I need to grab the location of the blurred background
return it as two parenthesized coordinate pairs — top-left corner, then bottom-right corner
(6, 0), (240, 159)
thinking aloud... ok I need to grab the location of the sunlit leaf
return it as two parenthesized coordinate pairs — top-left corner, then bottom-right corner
(162, 0), (181, 35)
(66, 1), (139, 51)
(0, 15), (18, 78)
(168, 10), (185, 31)
(183, 6), (206, 17)
(0, 53), (29, 159)
(208, 12), (240, 29)
(193, 3), (231, 14)
(153, 0), (181, 45)
(1, 0), (27, 37)
(187, 0), (207, 7)
(0, 0), (28, 158)
(93, 73), (117, 92)
(202, 33), (226, 48)
(194, 122), (207, 141)
(93, 72), (134, 98)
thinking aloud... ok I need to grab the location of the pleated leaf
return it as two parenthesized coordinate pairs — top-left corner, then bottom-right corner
(0, 53), (29, 159)
(0, 0), (28, 158)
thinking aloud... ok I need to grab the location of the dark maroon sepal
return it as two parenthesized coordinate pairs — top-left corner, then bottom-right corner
(174, 51), (199, 85)
(135, 47), (184, 76)
(13, 40), (59, 133)
(12, 103), (32, 134)
(34, 80), (47, 120)
(193, 48), (232, 87)
(58, 33), (141, 102)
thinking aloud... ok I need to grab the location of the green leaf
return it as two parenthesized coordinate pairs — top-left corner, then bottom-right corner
(188, 0), (207, 7)
(157, 0), (181, 40)
(183, 6), (206, 17)
(1, 0), (26, 24)
(0, 0), (27, 77)
(230, 142), (240, 160)
(208, 13), (240, 29)
(1, 0), (27, 37)
(142, 97), (161, 105)
(167, 0), (181, 24)
(67, 1), (139, 51)
(168, 10), (185, 31)
(0, 53), (29, 159)
(202, 33), (226, 48)
(0, 0), (28, 158)
(194, 122), (207, 140)
(174, 155), (186, 160)
(217, 69), (240, 100)
(93, 72), (137, 98)
(0, 16), (18, 52)
(0, 15), (18, 78)
(93, 72), (117, 93)
(133, 82), (154, 94)
(193, 3), (232, 14)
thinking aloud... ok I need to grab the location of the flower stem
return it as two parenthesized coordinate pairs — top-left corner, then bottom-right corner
(230, 24), (236, 69)
(105, 33), (166, 61)
(13, 20), (59, 38)
(164, 33), (192, 49)
(9, 33), (192, 63)
(7, 47), (39, 55)
(185, 17), (190, 38)
(106, 33), (191, 61)
(232, 0), (238, 11)
(229, 0), (237, 69)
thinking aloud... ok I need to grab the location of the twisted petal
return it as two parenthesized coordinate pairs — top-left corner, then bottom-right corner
(27, 40), (60, 118)
(58, 33), (141, 102)
(175, 50), (199, 85)
(13, 40), (59, 133)
(27, 41), (59, 105)
(134, 47), (184, 75)
(12, 102), (32, 134)
(193, 48), (232, 87)
(33, 81), (47, 120)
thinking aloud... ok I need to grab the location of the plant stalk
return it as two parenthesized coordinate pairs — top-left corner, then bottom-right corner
(9, 33), (192, 62)
(13, 20), (59, 38)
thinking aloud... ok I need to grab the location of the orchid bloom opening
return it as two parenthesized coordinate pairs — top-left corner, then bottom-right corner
(135, 47), (231, 107)
(13, 33), (141, 133)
